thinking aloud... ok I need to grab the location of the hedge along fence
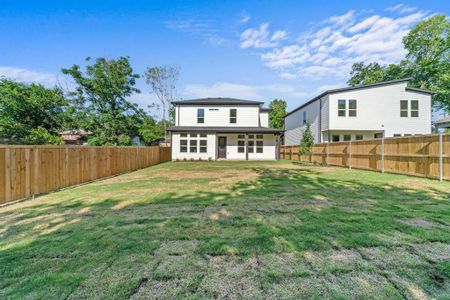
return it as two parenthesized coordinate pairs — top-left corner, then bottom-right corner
(0, 145), (171, 205)
(280, 133), (450, 181)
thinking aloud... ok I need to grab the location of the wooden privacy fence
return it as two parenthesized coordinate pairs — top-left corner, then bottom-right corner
(280, 133), (450, 181)
(0, 146), (171, 205)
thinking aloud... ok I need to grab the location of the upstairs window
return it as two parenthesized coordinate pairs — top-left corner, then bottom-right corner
(400, 100), (408, 117)
(338, 100), (346, 117)
(348, 100), (357, 117)
(197, 109), (204, 123)
(230, 109), (237, 124)
(411, 100), (419, 117)
(303, 111), (307, 125)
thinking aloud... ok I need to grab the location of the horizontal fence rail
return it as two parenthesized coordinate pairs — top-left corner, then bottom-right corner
(0, 145), (171, 205)
(280, 133), (450, 181)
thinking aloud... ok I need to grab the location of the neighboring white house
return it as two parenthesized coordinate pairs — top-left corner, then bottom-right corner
(168, 98), (281, 160)
(284, 78), (433, 145)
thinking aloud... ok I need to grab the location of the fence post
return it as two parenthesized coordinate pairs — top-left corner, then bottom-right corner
(290, 146), (293, 160)
(439, 133), (443, 181)
(381, 137), (385, 173)
(326, 143), (329, 165)
(349, 141), (352, 169)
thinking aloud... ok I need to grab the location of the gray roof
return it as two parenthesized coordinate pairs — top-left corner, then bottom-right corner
(286, 78), (434, 117)
(168, 126), (282, 133)
(172, 97), (264, 106)
(435, 116), (450, 125)
(260, 107), (272, 112)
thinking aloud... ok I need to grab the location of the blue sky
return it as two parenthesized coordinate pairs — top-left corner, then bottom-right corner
(0, 0), (448, 118)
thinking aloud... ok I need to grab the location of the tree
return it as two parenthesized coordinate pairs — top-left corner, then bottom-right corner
(138, 115), (165, 145)
(0, 79), (67, 144)
(298, 122), (314, 156)
(62, 57), (142, 146)
(268, 98), (287, 129)
(144, 66), (179, 141)
(403, 14), (450, 111)
(347, 15), (450, 111)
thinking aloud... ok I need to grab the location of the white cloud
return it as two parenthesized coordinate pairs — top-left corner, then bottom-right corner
(184, 82), (306, 101)
(164, 19), (225, 46)
(240, 23), (287, 49)
(240, 12), (251, 24)
(386, 3), (417, 14)
(0, 66), (58, 85)
(240, 7), (430, 81)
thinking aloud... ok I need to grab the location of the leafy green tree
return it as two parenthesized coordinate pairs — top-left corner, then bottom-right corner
(138, 115), (164, 145)
(0, 79), (67, 144)
(298, 122), (314, 156)
(268, 99), (287, 129)
(347, 15), (450, 111)
(403, 14), (450, 111)
(62, 57), (143, 146)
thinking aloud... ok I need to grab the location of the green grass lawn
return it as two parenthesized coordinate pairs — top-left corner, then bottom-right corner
(0, 160), (449, 299)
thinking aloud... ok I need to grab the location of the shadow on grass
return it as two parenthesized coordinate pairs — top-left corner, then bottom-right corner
(0, 164), (449, 298)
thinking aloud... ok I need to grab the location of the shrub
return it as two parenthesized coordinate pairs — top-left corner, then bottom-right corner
(299, 122), (314, 156)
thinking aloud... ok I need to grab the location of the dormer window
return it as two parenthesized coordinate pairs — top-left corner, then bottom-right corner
(197, 109), (204, 123)
(230, 109), (237, 124)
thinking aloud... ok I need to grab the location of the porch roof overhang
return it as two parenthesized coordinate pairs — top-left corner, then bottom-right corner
(168, 126), (282, 134)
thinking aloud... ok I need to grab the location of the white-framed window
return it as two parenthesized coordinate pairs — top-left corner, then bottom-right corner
(180, 133), (208, 153)
(400, 100), (408, 117)
(343, 135), (351, 141)
(256, 140), (263, 153)
(338, 100), (346, 117)
(411, 100), (419, 117)
(190, 140), (197, 152)
(303, 111), (307, 125)
(197, 109), (204, 123)
(332, 135), (340, 142)
(238, 140), (245, 153)
(199, 140), (207, 153)
(248, 140), (254, 153)
(180, 139), (187, 152)
(355, 135), (363, 140)
(230, 109), (237, 124)
(348, 100), (357, 117)
(393, 134), (401, 137)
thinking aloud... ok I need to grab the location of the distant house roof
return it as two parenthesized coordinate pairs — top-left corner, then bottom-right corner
(168, 126), (282, 133)
(286, 78), (434, 117)
(435, 116), (450, 127)
(260, 107), (272, 112)
(172, 97), (264, 106)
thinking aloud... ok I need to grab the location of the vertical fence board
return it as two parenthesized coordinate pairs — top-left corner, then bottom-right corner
(0, 146), (171, 204)
(280, 134), (450, 180)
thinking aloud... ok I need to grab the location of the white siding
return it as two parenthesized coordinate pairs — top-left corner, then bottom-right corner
(178, 105), (260, 127)
(224, 134), (276, 160)
(328, 83), (431, 137)
(284, 98), (323, 145)
(259, 112), (269, 127)
(172, 133), (276, 160)
(172, 133), (216, 160)
(284, 83), (432, 145)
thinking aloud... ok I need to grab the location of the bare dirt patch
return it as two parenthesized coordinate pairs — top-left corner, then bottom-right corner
(360, 247), (427, 269)
(411, 242), (450, 262)
(197, 255), (262, 299)
(303, 249), (370, 274)
(397, 217), (439, 229)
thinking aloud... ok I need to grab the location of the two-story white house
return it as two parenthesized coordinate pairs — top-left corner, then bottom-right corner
(284, 78), (433, 145)
(168, 98), (282, 160)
